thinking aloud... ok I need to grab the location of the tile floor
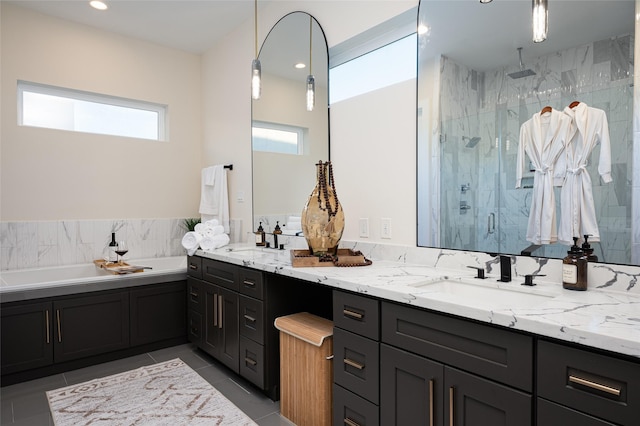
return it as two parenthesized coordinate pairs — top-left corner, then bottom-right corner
(0, 343), (293, 425)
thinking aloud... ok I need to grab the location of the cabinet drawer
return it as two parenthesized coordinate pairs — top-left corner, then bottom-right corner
(537, 398), (617, 426)
(187, 277), (204, 313)
(333, 290), (379, 340)
(333, 384), (379, 426)
(334, 327), (379, 404)
(187, 310), (202, 346)
(202, 258), (238, 291)
(537, 340), (640, 426)
(239, 296), (264, 345)
(382, 301), (533, 391)
(187, 256), (202, 279)
(240, 335), (264, 389)
(238, 268), (264, 300)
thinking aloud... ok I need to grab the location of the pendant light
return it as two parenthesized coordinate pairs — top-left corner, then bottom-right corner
(251, 0), (261, 100)
(306, 16), (315, 112)
(532, 0), (548, 43)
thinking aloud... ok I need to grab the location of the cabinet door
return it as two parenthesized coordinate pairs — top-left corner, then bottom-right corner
(380, 344), (444, 426)
(202, 283), (239, 373)
(1, 301), (53, 375)
(445, 367), (532, 426)
(130, 281), (186, 347)
(53, 292), (129, 363)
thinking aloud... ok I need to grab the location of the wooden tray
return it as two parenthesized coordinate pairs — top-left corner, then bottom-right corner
(94, 259), (145, 275)
(290, 249), (369, 267)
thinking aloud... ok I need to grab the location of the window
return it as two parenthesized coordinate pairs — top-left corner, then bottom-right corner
(17, 81), (167, 141)
(252, 121), (306, 155)
(330, 34), (417, 104)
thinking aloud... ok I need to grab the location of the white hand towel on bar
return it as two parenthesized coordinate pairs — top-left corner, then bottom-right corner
(199, 165), (229, 233)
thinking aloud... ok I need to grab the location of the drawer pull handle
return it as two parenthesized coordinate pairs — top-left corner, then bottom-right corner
(244, 314), (256, 322)
(213, 294), (218, 327)
(343, 358), (364, 370)
(343, 309), (363, 320)
(189, 264), (198, 270)
(190, 292), (199, 298)
(569, 375), (621, 396)
(56, 309), (62, 343)
(429, 379), (434, 426)
(449, 386), (454, 426)
(243, 280), (256, 287)
(344, 418), (361, 426)
(45, 310), (50, 344)
(245, 357), (257, 366)
(218, 295), (223, 329)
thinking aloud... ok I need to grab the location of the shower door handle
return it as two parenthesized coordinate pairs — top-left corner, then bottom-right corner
(488, 213), (495, 234)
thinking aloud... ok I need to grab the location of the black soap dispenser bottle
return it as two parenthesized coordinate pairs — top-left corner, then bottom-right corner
(562, 237), (588, 291)
(255, 222), (266, 247)
(581, 234), (598, 262)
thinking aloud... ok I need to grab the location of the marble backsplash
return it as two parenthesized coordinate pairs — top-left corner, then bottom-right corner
(1, 218), (244, 271)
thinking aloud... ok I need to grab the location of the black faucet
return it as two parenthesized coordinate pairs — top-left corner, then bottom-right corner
(498, 255), (512, 282)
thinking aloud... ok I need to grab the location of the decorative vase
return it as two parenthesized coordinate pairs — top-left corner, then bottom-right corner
(301, 161), (345, 256)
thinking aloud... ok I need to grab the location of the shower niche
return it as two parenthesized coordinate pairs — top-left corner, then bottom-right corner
(417, 0), (635, 264)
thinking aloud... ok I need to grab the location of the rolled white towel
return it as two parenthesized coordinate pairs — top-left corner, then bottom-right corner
(204, 219), (219, 227)
(182, 231), (203, 256)
(200, 233), (230, 251)
(204, 225), (225, 237)
(194, 223), (205, 234)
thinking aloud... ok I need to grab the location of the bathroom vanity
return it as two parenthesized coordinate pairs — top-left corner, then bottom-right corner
(196, 243), (639, 426)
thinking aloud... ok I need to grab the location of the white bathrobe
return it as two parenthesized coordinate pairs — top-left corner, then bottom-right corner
(517, 108), (567, 244)
(556, 102), (612, 245)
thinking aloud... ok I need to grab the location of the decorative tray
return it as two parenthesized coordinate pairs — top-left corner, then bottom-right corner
(94, 259), (146, 275)
(290, 249), (372, 268)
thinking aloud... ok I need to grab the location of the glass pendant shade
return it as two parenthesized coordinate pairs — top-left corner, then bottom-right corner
(251, 58), (261, 100)
(306, 75), (315, 111)
(532, 0), (548, 43)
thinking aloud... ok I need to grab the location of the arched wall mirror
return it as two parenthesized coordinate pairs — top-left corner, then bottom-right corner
(417, 0), (638, 265)
(252, 12), (329, 234)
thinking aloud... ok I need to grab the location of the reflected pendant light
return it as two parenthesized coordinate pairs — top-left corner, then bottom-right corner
(251, 0), (261, 100)
(306, 16), (315, 111)
(532, 0), (548, 43)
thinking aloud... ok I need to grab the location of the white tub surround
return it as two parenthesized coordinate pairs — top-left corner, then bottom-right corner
(198, 242), (640, 359)
(0, 256), (187, 303)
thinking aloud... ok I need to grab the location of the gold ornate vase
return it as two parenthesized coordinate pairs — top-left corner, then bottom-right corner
(301, 161), (345, 256)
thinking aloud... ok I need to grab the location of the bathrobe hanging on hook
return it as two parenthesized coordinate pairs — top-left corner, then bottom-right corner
(556, 102), (612, 245)
(517, 107), (567, 245)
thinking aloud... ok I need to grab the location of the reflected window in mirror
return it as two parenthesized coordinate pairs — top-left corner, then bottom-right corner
(252, 121), (306, 155)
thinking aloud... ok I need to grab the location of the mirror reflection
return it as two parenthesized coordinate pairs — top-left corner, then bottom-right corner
(252, 12), (329, 236)
(417, 0), (637, 265)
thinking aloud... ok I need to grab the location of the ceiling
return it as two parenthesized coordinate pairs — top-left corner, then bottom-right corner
(5, 0), (264, 54)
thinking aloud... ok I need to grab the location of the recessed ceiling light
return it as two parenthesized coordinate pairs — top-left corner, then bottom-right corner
(294, 63), (306, 69)
(89, 0), (108, 11)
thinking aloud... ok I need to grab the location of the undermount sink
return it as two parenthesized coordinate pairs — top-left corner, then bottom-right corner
(409, 278), (557, 310)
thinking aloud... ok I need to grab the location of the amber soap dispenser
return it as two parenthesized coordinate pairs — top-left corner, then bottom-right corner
(562, 237), (588, 291)
(255, 222), (266, 247)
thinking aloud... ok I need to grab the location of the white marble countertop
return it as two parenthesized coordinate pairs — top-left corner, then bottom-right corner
(198, 244), (640, 359)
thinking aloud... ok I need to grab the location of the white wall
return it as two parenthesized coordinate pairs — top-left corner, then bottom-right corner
(202, 0), (417, 243)
(1, 3), (202, 221)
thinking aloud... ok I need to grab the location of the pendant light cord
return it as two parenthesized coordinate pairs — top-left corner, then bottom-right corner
(254, 0), (258, 58)
(308, 16), (312, 74)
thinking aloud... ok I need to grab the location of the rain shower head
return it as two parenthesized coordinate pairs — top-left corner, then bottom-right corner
(463, 136), (481, 148)
(508, 47), (536, 79)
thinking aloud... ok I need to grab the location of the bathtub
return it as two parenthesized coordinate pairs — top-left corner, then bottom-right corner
(0, 256), (188, 303)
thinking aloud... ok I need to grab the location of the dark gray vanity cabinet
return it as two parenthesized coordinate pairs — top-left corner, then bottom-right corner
(1, 300), (54, 375)
(332, 290), (381, 426)
(203, 282), (239, 373)
(2, 281), (187, 385)
(53, 291), (130, 363)
(537, 339), (640, 426)
(380, 301), (533, 426)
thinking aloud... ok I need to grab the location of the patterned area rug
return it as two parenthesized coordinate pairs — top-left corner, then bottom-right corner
(46, 358), (257, 425)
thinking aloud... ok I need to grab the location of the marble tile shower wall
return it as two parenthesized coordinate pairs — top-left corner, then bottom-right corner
(0, 219), (189, 271)
(439, 33), (635, 264)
